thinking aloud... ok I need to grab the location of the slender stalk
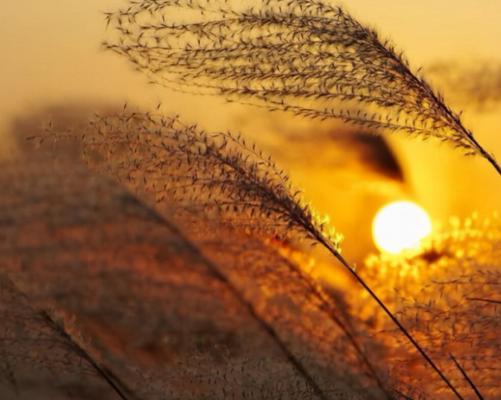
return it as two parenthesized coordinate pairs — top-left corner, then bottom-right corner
(317, 235), (465, 400)
(280, 257), (391, 399)
(39, 311), (134, 400)
(484, 153), (501, 176)
(466, 297), (501, 305)
(1, 272), (134, 400)
(450, 354), (484, 400)
(393, 389), (414, 400)
(124, 196), (331, 400)
(468, 133), (501, 176)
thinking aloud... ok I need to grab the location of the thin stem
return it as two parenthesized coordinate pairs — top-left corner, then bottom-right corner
(450, 354), (484, 400)
(466, 297), (501, 305)
(1, 272), (134, 400)
(469, 133), (501, 176)
(124, 196), (331, 400)
(281, 257), (391, 399)
(393, 389), (414, 400)
(317, 235), (465, 400)
(482, 150), (501, 176)
(39, 311), (134, 400)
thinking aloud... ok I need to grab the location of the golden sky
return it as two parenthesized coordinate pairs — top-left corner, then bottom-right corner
(0, 1), (500, 258)
(1, 0), (500, 123)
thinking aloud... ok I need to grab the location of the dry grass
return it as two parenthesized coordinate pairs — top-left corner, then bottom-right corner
(33, 107), (488, 399)
(103, 0), (500, 174)
(1, 2), (498, 399)
(2, 159), (379, 399)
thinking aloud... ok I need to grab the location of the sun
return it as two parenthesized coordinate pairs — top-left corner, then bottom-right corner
(372, 201), (432, 254)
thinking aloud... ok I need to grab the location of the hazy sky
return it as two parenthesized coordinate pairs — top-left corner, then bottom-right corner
(1, 1), (500, 223)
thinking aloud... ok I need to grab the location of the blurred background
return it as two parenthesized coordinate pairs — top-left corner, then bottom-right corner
(1, 0), (500, 262)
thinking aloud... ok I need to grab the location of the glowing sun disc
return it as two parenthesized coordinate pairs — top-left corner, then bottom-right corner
(372, 201), (432, 254)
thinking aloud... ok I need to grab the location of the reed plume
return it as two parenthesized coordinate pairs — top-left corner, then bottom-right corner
(41, 108), (473, 399)
(4, 158), (366, 399)
(0, 272), (132, 400)
(14, 144), (384, 399)
(103, 0), (500, 175)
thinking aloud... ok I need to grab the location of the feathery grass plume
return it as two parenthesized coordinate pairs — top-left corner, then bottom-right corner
(358, 214), (501, 399)
(37, 111), (390, 398)
(0, 272), (131, 400)
(43, 108), (471, 399)
(2, 158), (382, 399)
(103, 0), (501, 175)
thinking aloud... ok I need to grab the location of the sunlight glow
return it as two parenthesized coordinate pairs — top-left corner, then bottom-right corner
(372, 201), (432, 254)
